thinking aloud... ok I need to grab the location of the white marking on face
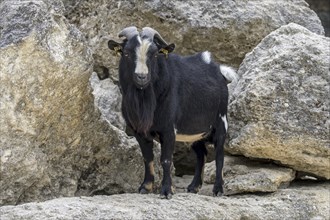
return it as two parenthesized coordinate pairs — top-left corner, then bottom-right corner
(135, 38), (151, 75)
(221, 115), (228, 132)
(201, 51), (211, 64)
(137, 35), (142, 44)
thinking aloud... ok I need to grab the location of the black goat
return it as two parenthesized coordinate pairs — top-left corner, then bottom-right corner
(108, 26), (236, 199)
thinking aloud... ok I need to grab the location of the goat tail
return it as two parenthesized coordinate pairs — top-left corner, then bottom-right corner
(219, 65), (238, 84)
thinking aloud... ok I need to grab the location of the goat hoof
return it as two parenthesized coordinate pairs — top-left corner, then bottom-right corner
(212, 184), (224, 196)
(187, 178), (202, 194)
(187, 186), (199, 194)
(160, 185), (173, 199)
(212, 189), (224, 197)
(139, 182), (153, 194)
(160, 193), (173, 199)
(213, 192), (224, 197)
(139, 188), (149, 194)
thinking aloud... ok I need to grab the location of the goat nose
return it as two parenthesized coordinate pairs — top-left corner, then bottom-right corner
(136, 73), (147, 80)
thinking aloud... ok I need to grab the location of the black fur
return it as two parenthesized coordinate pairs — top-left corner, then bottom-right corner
(122, 85), (156, 134)
(109, 34), (229, 198)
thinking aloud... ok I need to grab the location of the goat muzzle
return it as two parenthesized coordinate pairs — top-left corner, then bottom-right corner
(134, 73), (151, 89)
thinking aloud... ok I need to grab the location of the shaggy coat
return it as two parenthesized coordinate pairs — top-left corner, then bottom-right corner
(109, 28), (235, 198)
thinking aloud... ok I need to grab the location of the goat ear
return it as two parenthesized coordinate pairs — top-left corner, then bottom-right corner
(165, 43), (175, 53)
(158, 43), (175, 56)
(108, 40), (123, 53)
(153, 34), (175, 54)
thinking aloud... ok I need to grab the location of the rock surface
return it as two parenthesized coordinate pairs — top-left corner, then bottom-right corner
(0, 0), (154, 205)
(65, 0), (324, 79)
(1, 182), (329, 220)
(228, 23), (330, 179)
(204, 156), (296, 195)
(90, 72), (125, 130)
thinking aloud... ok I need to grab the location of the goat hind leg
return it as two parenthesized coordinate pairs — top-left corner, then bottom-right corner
(213, 116), (227, 196)
(187, 140), (207, 193)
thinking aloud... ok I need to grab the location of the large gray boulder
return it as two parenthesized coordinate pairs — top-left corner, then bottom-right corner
(228, 23), (330, 179)
(65, 0), (325, 80)
(0, 0), (152, 205)
(1, 183), (329, 220)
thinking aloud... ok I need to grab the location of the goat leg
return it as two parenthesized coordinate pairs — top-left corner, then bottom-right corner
(159, 131), (175, 199)
(213, 116), (227, 196)
(187, 140), (207, 193)
(135, 134), (155, 194)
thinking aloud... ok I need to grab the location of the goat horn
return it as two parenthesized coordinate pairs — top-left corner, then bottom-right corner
(141, 27), (168, 45)
(118, 26), (139, 40)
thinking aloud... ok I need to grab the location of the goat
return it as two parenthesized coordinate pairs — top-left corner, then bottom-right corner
(108, 26), (236, 199)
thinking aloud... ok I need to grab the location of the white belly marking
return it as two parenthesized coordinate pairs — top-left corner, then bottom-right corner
(175, 133), (206, 142)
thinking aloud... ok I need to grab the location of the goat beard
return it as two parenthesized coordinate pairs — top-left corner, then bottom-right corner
(123, 85), (156, 135)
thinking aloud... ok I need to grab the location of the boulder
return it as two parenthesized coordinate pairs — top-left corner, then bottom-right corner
(0, 0), (156, 205)
(204, 156), (296, 195)
(0, 183), (329, 220)
(228, 23), (330, 179)
(65, 0), (325, 79)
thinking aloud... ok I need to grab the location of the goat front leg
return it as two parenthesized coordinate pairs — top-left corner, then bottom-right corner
(159, 131), (175, 199)
(135, 134), (155, 194)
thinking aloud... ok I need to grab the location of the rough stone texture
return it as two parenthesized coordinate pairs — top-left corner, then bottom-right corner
(61, 0), (82, 16)
(204, 156), (296, 195)
(306, 0), (330, 36)
(1, 182), (329, 220)
(0, 0), (157, 205)
(65, 0), (324, 79)
(90, 72), (125, 130)
(228, 23), (330, 179)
